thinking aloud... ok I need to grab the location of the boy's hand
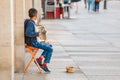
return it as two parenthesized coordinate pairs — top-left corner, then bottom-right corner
(39, 32), (41, 36)
(42, 30), (47, 34)
(40, 41), (45, 43)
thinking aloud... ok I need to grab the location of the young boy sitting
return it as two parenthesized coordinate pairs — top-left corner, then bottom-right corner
(24, 8), (53, 72)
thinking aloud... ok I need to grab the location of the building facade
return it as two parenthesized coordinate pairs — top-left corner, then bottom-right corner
(0, 0), (42, 80)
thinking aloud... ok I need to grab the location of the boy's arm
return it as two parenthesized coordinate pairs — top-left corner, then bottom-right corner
(25, 22), (39, 37)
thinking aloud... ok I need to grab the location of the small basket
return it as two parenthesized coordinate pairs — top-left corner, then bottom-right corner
(66, 66), (74, 73)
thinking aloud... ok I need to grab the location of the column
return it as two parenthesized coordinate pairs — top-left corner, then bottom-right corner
(25, 0), (33, 18)
(14, 0), (25, 73)
(0, 0), (14, 80)
(35, 0), (42, 24)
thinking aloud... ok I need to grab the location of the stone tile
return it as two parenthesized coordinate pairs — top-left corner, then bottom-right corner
(53, 46), (65, 53)
(87, 76), (120, 80)
(69, 52), (120, 56)
(74, 34), (101, 40)
(58, 40), (112, 47)
(0, 71), (11, 80)
(14, 73), (24, 80)
(48, 30), (72, 35)
(23, 65), (87, 80)
(52, 52), (69, 57)
(23, 72), (88, 80)
(0, 33), (11, 46)
(49, 59), (77, 69)
(79, 66), (120, 76)
(23, 73), (46, 80)
(112, 42), (120, 48)
(0, 47), (11, 70)
(45, 72), (88, 80)
(64, 46), (120, 52)
(71, 56), (120, 62)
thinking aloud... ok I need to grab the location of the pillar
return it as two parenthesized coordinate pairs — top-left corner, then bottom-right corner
(0, 0), (14, 80)
(25, 0), (33, 18)
(14, 0), (25, 73)
(34, 0), (42, 24)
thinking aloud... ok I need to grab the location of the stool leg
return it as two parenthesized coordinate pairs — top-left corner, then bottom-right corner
(25, 48), (42, 73)
(25, 57), (34, 73)
(34, 58), (43, 73)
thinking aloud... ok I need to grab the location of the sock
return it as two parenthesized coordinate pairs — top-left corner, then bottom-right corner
(39, 56), (43, 62)
(42, 63), (47, 67)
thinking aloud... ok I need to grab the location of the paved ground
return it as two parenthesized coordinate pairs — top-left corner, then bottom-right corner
(15, 0), (120, 80)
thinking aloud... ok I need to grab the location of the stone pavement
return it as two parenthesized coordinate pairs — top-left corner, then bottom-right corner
(15, 0), (120, 80)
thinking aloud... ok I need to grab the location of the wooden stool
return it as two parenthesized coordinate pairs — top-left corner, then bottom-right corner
(25, 45), (42, 73)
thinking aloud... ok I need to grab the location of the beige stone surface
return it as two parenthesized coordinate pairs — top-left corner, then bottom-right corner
(0, 0), (11, 47)
(0, 33), (11, 46)
(0, 47), (11, 71)
(15, 45), (25, 72)
(14, 27), (24, 45)
(0, 0), (12, 80)
(25, 0), (33, 18)
(0, 71), (11, 80)
(0, 0), (42, 79)
(14, 0), (25, 73)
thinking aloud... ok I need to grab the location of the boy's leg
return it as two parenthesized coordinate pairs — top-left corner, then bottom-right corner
(40, 43), (53, 72)
(38, 42), (53, 62)
(43, 46), (53, 63)
(40, 42), (53, 57)
(32, 42), (53, 72)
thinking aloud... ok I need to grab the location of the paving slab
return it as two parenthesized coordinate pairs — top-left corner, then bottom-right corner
(64, 46), (120, 52)
(23, 70), (88, 80)
(87, 76), (120, 80)
(14, 73), (24, 80)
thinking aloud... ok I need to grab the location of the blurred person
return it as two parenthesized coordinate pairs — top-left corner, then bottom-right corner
(71, 0), (81, 13)
(94, 0), (101, 12)
(84, 0), (87, 8)
(58, 0), (64, 19)
(88, 0), (94, 12)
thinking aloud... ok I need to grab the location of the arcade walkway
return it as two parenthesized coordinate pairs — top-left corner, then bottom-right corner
(15, 1), (120, 80)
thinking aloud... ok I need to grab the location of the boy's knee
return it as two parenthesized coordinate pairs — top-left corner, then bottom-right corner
(50, 44), (53, 47)
(49, 47), (53, 52)
(48, 43), (52, 47)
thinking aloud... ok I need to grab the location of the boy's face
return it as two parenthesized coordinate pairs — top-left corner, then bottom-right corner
(34, 14), (37, 20)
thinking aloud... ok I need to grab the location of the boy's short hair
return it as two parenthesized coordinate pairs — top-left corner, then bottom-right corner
(28, 8), (37, 18)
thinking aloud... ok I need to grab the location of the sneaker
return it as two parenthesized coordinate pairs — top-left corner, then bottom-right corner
(36, 59), (51, 73)
(41, 66), (51, 73)
(36, 58), (42, 66)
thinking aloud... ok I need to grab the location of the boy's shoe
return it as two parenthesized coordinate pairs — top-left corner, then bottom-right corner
(36, 59), (50, 73)
(36, 58), (42, 66)
(41, 66), (51, 73)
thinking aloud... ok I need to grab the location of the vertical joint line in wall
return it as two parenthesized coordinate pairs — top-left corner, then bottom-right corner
(23, 0), (25, 19)
(10, 0), (14, 80)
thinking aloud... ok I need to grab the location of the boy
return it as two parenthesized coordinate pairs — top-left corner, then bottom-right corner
(24, 8), (53, 72)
